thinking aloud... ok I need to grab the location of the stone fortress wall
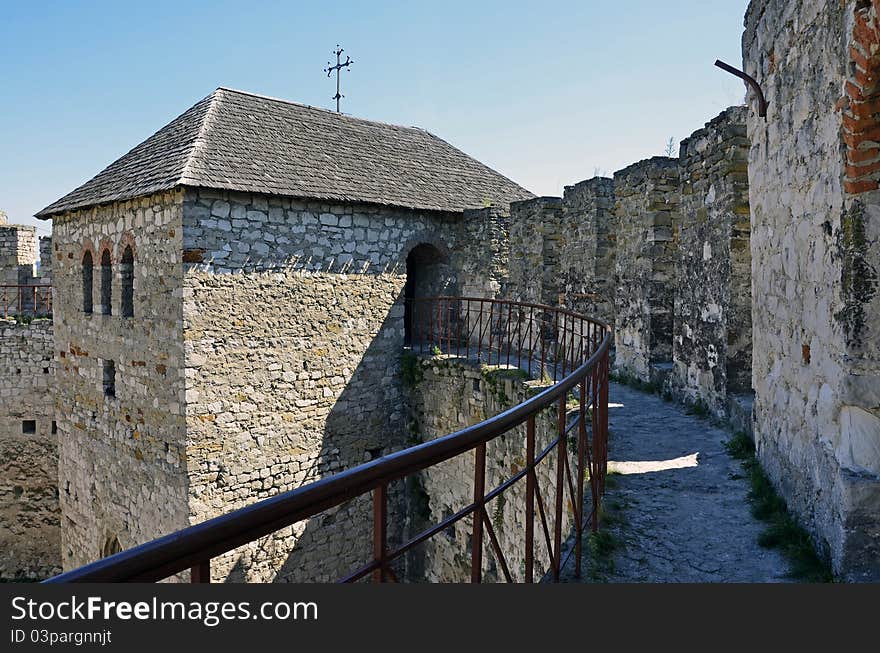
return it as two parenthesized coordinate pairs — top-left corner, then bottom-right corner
(670, 107), (752, 424)
(506, 111), (751, 423)
(611, 158), (681, 384)
(52, 191), (190, 571)
(407, 356), (568, 582)
(4, 0), (880, 582)
(742, 0), (880, 580)
(177, 188), (505, 581)
(0, 212), (58, 580)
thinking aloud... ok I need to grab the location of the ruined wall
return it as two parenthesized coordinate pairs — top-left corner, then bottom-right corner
(613, 158), (680, 383)
(0, 319), (59, 579)
(745, 0), (880, 580)
(407, 355), (573, 582)
(180, 188), (504, 581)
(52, 191), (189, 570)
(670, 107), (751, 418)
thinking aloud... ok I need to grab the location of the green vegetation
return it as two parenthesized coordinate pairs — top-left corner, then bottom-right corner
(480, 367), (528, 404)
(610, 370), (663, 395)
(684, 398), (710, 419)
(585, 501), (624, 581)
(724, 433), (833, 582)
(400, 351), (423, 390)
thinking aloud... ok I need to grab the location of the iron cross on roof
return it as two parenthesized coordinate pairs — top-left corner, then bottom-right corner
(324, 46), (354, 113)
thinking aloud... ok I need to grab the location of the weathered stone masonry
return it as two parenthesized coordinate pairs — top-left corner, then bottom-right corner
(612, 158), (680, 384)
(507, 178), (616, 323)
(407, 355), (571, 582)
(0, 214), (58, 580)
(670, 107), (752, 422)
(0, 222), (38, 285)
(53, 191), (189, 570)
(31, 86), (533, 582)
(0, 319), (58, 580)
(744, 0), (880, 580)
(180, 188), (505, 581)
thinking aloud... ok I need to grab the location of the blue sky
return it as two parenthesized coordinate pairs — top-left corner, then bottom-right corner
(1, 0), (749, 235)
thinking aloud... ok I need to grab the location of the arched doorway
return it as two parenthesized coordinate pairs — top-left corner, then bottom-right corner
(404, 243), (455, 346)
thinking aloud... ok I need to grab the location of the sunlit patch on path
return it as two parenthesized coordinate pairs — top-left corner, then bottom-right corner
(609, 453), (699, 475)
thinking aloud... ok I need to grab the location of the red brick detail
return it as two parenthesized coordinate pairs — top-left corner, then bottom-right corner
(848, 94), (880, 118)
(845, 3), (880, 194)
(80, 238), (96, 263)
(845, 179), (880, 194)
(97, 237), (114, 264)
(847, 146), (880, 164)
(117, 232), (137, 260)
(846, 159), (880, 179)
(182, 249), (205, 263)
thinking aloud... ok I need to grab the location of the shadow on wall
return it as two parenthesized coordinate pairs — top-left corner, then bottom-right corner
(216, 241), (457, 582)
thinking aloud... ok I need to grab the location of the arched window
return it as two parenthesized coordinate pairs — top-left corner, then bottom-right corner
(100, 249), (112, 315)
(82, 251), (93, 314)
(121, 245), (134, 318)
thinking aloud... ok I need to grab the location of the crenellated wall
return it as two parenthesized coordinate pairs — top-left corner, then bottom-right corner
(507, 197), (565, 306)
(669, 107), (752, 421)
(612, 158), (680, 384)
(0, 222), (38, 285)
(507, 180), (616, 323)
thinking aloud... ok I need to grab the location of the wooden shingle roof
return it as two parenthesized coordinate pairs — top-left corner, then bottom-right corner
(37, 88), (533, 218)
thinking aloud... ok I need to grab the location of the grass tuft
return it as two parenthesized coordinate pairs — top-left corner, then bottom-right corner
(724, 433), (833, 582)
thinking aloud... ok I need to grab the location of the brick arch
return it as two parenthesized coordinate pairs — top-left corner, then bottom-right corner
(116, 232), (137, 261)
(97, 237), (115, 264)
(844, 0), (880, 194)
(80, 238), (96, 262)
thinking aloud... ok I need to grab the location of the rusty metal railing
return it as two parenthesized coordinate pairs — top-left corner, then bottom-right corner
(1, 284), (52, 320)
(45, 296), (611, 583)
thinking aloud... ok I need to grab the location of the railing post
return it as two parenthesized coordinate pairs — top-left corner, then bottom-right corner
(373, 483), (388, 583)
(471, 443), (486, 583)
(190, 560), (211, 583)
(525, 415), (535, 583)
(476, 300), (483, 359)
(552, 309), (559, 382)
(576, 378), (587, 579)
(553, 396), (566, 581)
(600, 352), (610, 493)
(591, 355), (601, 533)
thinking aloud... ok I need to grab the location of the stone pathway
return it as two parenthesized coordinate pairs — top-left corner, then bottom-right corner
(562, 382), (792, 583)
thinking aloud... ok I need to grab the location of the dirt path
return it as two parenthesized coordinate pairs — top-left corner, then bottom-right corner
(562, 382), (792, 583)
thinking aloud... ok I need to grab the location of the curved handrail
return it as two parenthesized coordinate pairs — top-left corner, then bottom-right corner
(46, 297), (611, 583)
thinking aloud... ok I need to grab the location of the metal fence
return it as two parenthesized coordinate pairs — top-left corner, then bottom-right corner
(0, 284), (52, 320)
(45, 296), (611, 583)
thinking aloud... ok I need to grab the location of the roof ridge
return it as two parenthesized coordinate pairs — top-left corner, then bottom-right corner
(215, 86), (430, 133)
(179, 89), (221, 185)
